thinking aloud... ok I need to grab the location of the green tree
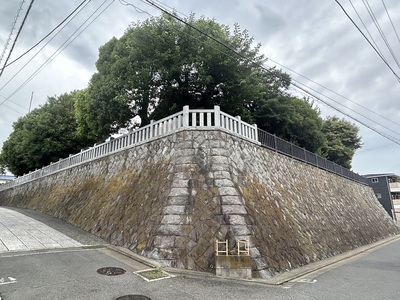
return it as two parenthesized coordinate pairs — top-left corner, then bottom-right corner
(321, 116), (362, 168)
(254, 96), (326, 153)
(0, 155), (6, 174)
(77, 13), (285, 139)
(1, 91), (88, 176)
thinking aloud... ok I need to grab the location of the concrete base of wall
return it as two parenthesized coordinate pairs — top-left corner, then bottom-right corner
(215, 255), (252, 279)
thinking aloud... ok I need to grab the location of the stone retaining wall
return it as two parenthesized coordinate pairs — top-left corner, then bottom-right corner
(0, 129), (397, 278)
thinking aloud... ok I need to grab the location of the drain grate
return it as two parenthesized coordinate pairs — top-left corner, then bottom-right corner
(116, 296), (151, 300)
(97, 267), (126, 276)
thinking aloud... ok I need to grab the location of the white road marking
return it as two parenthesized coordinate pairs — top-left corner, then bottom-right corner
(298, 278), (317, 283)
(0, 276), (17, 285)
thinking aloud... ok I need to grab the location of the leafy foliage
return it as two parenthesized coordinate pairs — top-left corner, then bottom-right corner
(1, 15), (363, 175)
(77, 13), (285, 139)
(321, 116), (362, 169)
(1, 92), (88, 176)
(0, 155), (6, 174)
(254, 96), (326, 153)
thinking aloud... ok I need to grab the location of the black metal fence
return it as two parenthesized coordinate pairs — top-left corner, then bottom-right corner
(257, 129), (369, 185)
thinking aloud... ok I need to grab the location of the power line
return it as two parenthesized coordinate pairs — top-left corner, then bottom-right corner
(381, 0), (400, 47)
(0, 0), (35, 79)
(268, 57), (400, 129)
(361, 0), (400, 69)
(348, 0), (384, 58)
(0, 0), (92, 94)
(119, 0), (151, 16)
(0, 0), (114, 107)
(138, 0), (400, 145)
(0, 0), (91, 73)
(3, 103), (26, 115)
(129, 0), (400, 137)
(288, 77), (400, 144)
(0, 0), (26, 66)
(334, 0), (400, 82)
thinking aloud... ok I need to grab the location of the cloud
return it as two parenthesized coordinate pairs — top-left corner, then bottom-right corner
(1, 0), (400, 176)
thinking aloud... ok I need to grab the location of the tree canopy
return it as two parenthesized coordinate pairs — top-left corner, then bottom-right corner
(254, 96), (326, 153)
(1, 14), (363, 175)
(321, 116), (362, 169)
(76, 14), (289, 139)
(0, 91), (89, 176)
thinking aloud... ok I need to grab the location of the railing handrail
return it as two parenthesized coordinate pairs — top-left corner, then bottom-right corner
(0, 105), (367, 190)
(257, 128), (369, 185)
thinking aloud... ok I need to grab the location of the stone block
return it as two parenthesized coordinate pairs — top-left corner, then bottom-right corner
(211, 148), (230, 157)
(231, 225), (252, 236)
(221, 196), (243, 205)
(169, 187), (190, 197)
(158, 225), (182, 236)
(212, 156), (229, 165)
(153, 235), (175, 248)
(222, 205), (247, 215)
(213, 171), (231, 179)
(219, 186), (238, 196)
(249, 247), (261, 258)
(171, 179), (190, 188)
(209, 140), (221, 148)
(252, 257), (268, 270)
(161, 215), (184, 225)
(212, 164), (230, 172)
(174, 156), (194, 164)
(167, 196), (189, 205)
(214, 179), (235, 188)
(175, 236), (190, 248)
(179, 141), (193, 149)
(163, 205), (186, 215)
(226, 215), (247, 225)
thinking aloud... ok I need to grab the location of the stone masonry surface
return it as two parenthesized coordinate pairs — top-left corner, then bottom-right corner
(0, 129), (397, 278)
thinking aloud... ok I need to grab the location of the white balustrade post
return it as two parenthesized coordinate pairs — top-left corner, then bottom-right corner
(253, 123), (258, 142)
(150, 120), (154, 138)
(183, 105), (189, 128)
(214, 105), (220, 127)
(236, 115), (242, 135)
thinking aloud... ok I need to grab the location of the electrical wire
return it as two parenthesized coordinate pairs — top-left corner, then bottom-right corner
(362, 0), (400, 69)
(0, 0), (26, 66)
(0, 0), (115, 107)
(119, 0), (151, 17)
(381, 0), (400, 47)
(129, 0), (400, 137)
(334, 0), (400, 82)
(268, 57), (400, 129)
(0, 0), (91, 73)
(137, 0), (400, 145)
(3, 103), (25, 115)
(348, 0), (384, 58)
(0, 0), (92, 94)
(0, 0), (35, 78)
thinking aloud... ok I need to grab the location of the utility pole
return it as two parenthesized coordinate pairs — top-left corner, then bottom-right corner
(29, 91), (33, 113)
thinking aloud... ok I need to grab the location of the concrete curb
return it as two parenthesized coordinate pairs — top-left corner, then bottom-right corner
(106, 234), (400, 286)
(105, 245), (163, 269)
(263, 234), (400, 285)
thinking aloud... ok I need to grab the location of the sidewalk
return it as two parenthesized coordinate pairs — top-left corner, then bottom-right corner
(1, 206), (398, 286)
(0, 207), (83, 252)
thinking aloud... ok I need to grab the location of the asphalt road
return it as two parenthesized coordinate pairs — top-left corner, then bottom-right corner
(1, 207), (400, 300)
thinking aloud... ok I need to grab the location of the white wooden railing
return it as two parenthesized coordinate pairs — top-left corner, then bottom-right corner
(0, 106), (258, 191)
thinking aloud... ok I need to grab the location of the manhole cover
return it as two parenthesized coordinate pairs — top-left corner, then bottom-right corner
(97, 267), (126, 276)
(116, 296), (151, 300)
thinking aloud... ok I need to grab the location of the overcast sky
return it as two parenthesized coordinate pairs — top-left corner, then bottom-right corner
(0, 0), (400, 177)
